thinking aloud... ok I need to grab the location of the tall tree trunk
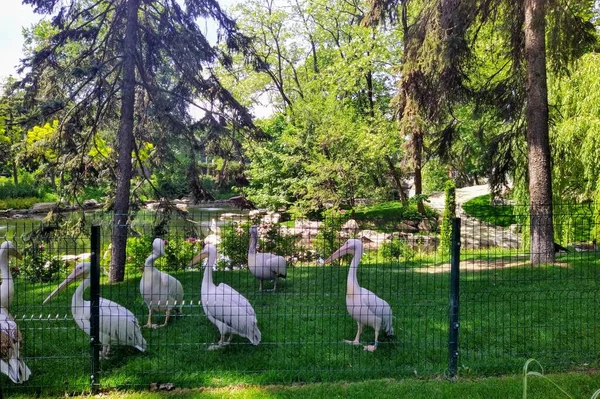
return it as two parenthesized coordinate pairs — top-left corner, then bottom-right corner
(414, 131), (426, 215)
(109, 0), (140, 283)
(525, 0), (554, 264)
(384, 155), (408, 205)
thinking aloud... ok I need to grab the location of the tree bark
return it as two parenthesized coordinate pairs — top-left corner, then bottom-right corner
(109, 0), (140, 283)
(525, 0), (554, 264)
(414, 131), (426, 215)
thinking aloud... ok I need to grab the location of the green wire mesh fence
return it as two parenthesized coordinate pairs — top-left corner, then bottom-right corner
(0, 202), (598, 394)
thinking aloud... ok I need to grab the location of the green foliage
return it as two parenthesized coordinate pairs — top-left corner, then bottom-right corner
(20, 243), (65, 283)
(125, 236), (153, 272)
(162, 238), (196, 271)
(439, 180), (456, 254)
(314, 209), (351, 257)
(422, 159), (449, 194)
(354, 201), (437, 221)
(0, 197), (39, 210)
(260, 224), (300, 261)
(155, 169), (190, 200)
(219, 222), (250, 267)
(0, 178), (41, 199)
(462, 194), (518, 227)
(551, 53), (600, 200)
(379, 238), (414, 262)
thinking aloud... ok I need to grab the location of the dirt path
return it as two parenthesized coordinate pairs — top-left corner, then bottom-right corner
(427, 184), (521, 249)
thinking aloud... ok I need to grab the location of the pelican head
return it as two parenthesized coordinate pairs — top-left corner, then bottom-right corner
(152, 238), (166, 257)
(324, 239), (363, 264)
(43, 262), (90, 304)
(0, 241), (22, 260)
(188, 244), (217, 268)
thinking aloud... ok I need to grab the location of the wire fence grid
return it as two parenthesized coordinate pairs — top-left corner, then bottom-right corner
(0, 203), (598, 394)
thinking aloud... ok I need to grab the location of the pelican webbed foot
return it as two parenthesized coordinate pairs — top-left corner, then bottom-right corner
(363, 341), (379, 352)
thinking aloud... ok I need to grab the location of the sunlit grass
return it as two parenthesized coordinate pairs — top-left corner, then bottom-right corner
(2, 242), (600, 395)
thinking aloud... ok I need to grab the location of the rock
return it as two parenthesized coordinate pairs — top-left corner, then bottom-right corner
(30, 202), (58, 213)
(398, 222), (418, 233)
(262, 212), (280, 224)
(219, 212), (245, 221)
(145, 202), (160, 211)
(342, 219), (359, 231)
(358, 230), (390, 244)
(175, 203), (188, 213)
(418, 219), (438, 233)
(82, 199), (99, 208)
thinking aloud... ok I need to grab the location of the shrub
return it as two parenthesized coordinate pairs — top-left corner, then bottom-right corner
(219, 222), (250, 268)
(260, 224), (300, 260)
(125, 236), (153, 272)
(379, 238), (414, 262)
(20, 243), (66, 283)
(314, 209), (351, 257)
(162, 238), (196, 271)
(0, 197), (40, 210)
(0, 179), (40, 199)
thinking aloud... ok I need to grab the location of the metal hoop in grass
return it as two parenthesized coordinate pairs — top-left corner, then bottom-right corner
(522, 358), (575, 399)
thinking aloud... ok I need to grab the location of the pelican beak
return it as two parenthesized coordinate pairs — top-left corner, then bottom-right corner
(188, 248), (208, 267)
(43, 266), (84, 304)
(324, 242), (352, 264)
(9, 248), (22, 260)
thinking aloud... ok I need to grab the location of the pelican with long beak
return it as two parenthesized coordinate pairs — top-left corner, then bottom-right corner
(0, 241), (22, 310)
(325, 239), (394, 351)
(248, 225), (287, 291)
(140, 238), (184, 328)
(43, 262), (147, 358)
(190, 244), (261, 349)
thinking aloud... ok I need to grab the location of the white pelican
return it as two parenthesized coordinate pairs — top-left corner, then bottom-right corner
(0, 307), (30, 383)
(190, 244), (261, 349)
(325, 239), (394, 351)
(140, 238), (184, 328)
(248, 225), (287, 291)
(43, 262), (147, 358)
(0, 241), (22, 310)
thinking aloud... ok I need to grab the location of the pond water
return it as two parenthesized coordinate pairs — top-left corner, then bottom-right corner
(0, 204), (251, 246)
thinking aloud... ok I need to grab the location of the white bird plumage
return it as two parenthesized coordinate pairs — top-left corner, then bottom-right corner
(43, 262), (147, 358)
(325, 239), (394, 351)
(140, 238), (184, 328)
(247, 225), (287, 291)
(190, 244), (261, 349)
(0, 307), (31, 384)
(0, 241), (22, 311)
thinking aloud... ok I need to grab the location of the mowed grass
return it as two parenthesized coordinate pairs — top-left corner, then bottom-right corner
(3, 248), (600, 395)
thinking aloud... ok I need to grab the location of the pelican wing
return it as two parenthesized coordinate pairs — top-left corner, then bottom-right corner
(204, 286), (261, 345)
(161, 272), (185, 304)
(215, 283), (254, 310)
(0, 309), (30, 383)
(98, 298), (147, 351)
(358, 287), (394, 334)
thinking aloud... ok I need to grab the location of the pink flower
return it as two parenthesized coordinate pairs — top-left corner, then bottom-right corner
(340, 209), (345, 214)
(187, 237), (198, 243)
(39, 244), (45, 249)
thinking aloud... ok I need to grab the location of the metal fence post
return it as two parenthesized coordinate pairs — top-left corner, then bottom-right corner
(448, 217), (461, 380)
(90, 224), (101, 393)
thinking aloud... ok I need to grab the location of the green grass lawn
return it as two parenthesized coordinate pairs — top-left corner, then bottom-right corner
(8, 372), (600, 398)
(461, 194), (518, 227)
(2, 245), (600, 395)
